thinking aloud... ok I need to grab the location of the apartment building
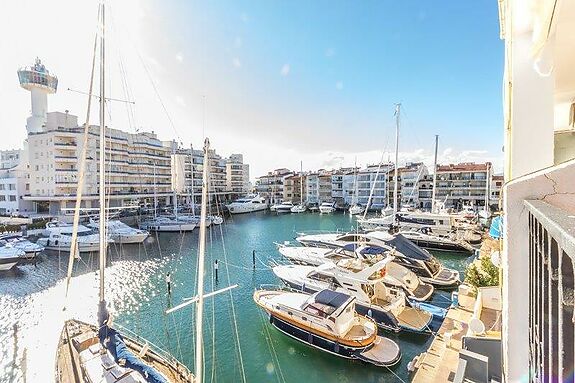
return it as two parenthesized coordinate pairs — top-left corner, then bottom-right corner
(23, 111), (173, 214)
(255, 168), (293, 204)
(171, 145), (228, 205)
(305, 173), (319, 204)
(283, 173), (305, 203)
(226, 154), (250, 195)
(318, 170), (333, 204)
(489, 174), (503, 210)
(0, 152), (33, 215)
(399, 162), (428, 207)
(356, 164), (390, 210)
(417, 174), (434, 210)
(434, 162), (492, 210)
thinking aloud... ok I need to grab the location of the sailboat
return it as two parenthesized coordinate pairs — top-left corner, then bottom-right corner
(55, 4), (193, 382)
(291, 161), (307, 213)
(358, 104), (402, 229)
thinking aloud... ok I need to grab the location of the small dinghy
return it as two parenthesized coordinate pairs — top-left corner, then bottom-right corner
(254, 288), (401, 367)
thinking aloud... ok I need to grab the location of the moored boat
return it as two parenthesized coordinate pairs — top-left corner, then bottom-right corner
(0, 246), (25, 270)
(254, 288), (401, 367)
(226, 194), (268, 214)
(0, 234), (44, 259)
(319, 202), (336, 214)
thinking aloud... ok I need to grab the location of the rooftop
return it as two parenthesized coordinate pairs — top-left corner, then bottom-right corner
(436, 162), (492, 172)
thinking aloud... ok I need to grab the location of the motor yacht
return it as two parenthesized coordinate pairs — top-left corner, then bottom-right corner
(275, 201), (295, 213)
(319, 202), (336, 214)
(273, 261), (441, 334)
(38, 222), (105, 253)
(397, 228), (474, 253)
(277, 251), (433, 301)
(139, 216), (197, 232)
(290, 203), (307, 213)
(348, 204), (365, 216)
(295, 231), (460, 287)
(0, 234), (44, 259)
(226, 195), (268, 214)
(0, 246), (26, 270)
(88, 219), (149, 244)
(254, 288), (401, 367)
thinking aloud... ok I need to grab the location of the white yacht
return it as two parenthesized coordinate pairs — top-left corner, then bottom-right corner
(37, 223), (105, 253)
(272, 261), (437, 334)
(295, 231), (460, 287)
(277, 249), (433, 301)
(226, 195), (268, 214)
(254, 288), (401, 367)
(348, 204), (365, 216)
(274, 201), (294, 213)
(290, 203), (307, 213)
(0, 234), (44, 259)
(357, 208), (395, 230)
(319, 202), (336, 214)
(139, 216), (197, 232)
(176, 214), (212, 227)
(0, 246), (26, 270)
(88, 219), (149, 244)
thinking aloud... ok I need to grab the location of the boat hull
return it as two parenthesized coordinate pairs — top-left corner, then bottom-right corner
(111, 232), (149, 244)
(405, 237), (472, 253)
(0, 258), (19, 270)
(226, 205), (268, 214)
(267, 313), (371, 359)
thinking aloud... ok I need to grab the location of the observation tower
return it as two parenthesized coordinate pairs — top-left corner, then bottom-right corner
(18, 58), (58, 133)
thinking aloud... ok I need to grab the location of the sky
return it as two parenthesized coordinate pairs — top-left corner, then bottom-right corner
(0, 0), (504, 180)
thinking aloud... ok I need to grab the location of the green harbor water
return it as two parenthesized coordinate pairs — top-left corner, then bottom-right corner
(0, 211), (474, 382)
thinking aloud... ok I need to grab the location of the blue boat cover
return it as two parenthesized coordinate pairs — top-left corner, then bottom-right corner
(359, 246), (387, 255)
(387, 234), (431, 261)
(314, 290), (351, 309)
(99, 326), (168, 383)
(342, 243), (359, 252)
(489, 216), (503, 239)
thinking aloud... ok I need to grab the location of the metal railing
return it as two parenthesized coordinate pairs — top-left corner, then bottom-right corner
(526, 200), (575, 382)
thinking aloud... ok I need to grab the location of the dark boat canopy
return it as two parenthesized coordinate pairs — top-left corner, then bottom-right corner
(387, 234), (432, 261)
(314, 289), (352, 309)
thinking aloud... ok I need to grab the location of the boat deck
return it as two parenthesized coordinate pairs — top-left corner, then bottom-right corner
(56, 320), (193, 383)
(396, 308), (431, 331)
(357, 336), (401, 367)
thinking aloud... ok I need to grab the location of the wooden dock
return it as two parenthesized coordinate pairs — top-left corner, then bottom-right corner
(410, 287), (501, 383)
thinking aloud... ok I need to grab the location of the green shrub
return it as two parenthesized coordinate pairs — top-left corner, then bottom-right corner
(465, 256), (499, 292)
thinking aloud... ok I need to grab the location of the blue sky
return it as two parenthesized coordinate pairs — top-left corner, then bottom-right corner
(0, 0), (503, 178)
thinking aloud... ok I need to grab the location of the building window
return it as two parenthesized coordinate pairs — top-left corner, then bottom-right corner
(9, 184), (15, 191)
(0, 185), (4, 190)
(9, 195), (16, 202)
(0, 196), (4, 201)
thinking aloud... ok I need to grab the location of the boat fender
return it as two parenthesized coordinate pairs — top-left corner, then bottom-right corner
(269, 315), (274, 324)
(55, 240), (58, 246)
(334, 342), (340, 353)
(307, 333), (313, 344)
(367, 309), (373, 318)
(47, 239), (50, 246)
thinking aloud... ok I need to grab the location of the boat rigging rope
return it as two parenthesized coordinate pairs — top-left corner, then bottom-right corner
(212, 179), (247, 383)
(256, 306), (287, 383)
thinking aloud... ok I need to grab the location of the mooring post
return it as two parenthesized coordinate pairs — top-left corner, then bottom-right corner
(214, 259), (219, 282)
(252, 250), (256, 269)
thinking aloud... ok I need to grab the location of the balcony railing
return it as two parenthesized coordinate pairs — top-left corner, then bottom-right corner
(526, 200), (575, 382)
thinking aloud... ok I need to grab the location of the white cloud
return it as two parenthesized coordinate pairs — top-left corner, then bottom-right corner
(232, 57), (242, 68)
(234, 37), (243, 49)
(175, 52), (183, 62)
(280, 64), (290, 77)
(336, 81), (343, 90)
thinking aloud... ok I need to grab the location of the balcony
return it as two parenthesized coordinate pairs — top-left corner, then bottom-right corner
(525, 200), (575, 382)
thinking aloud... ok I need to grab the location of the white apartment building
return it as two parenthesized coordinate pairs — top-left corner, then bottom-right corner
(255, 168), (293, 204)
(305, 173), (319, 204)
(356, 164), (390, 210)
(417, 174), (434, 210)
(0, 149), (33, 216)
(226, 154), (250, 195)
(172, 145), (227, 205)
(318, 170), (333, 204)
(24, 111), (173, 214)
(499, 1), (575, 381)
(434, 162), (492, 210)
(489, 174), (503, 210)
(399, 162), (428, 207)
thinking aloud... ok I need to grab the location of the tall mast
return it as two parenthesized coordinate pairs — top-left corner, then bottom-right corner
(354, 156), (358, 205)
(98, 1), (107, 308)
(484, 162), (490, 211)
(190, 144), (195, 216)
(153, 161), (157, 218)
(172, 141), (178, 220)
(393, 103), (400, 216)
(195, 138), (210, 383)
(299, 161), (303, 204)
(431, 134), (439, 213)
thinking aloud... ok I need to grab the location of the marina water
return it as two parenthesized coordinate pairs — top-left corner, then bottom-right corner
(0, 212), (473, 382)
